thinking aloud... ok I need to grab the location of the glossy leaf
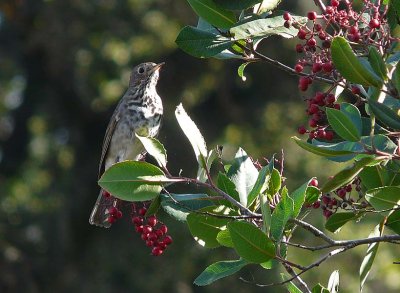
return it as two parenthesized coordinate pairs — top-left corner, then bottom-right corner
(326, 107), (361, 142)
(291, 180), (310, 218)
(268, 168), (281, 195)
(270, 192), (293, 241)
(365, 186), (400, 213)
(293, 136), (356, 157)
(331, 36), (382, 87)
(368, 47), (387, 81)
(305, 186), (321, 205)
(216, 229), (234, 247)
(175, 26), (234, 58)
(217, 172), (240, 203)
(368, 99), (400, 130)
(194, 259), (248, 286)
(227, 148), (259, 206)
(321, 157), (381, 193)
(325, 212), (359, 233)
(186, 0), (236, 29)
(136, 134), (167, 168)
(238, 62), (251, 81)
(340, 103), (362, 136)
(98, 161), (169, 201)
(360, 224), (383, 292)
(393, 61), (400, 93)
(161, 193), (215, 221)
(228, 221), (275, 263)
(312, 284), (330, 293)
(247, 166), (270, 207)
(386, 210), (400, 235)
(214, 0), (262, 10)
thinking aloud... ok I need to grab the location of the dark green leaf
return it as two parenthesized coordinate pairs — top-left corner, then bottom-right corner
(227, 148), (259, 206)
(145, 194), (161, 216)
(393, 61), (400, 95)
(228, 221), (275, 263)
(360, 224), (383, 291)
(136, 135), (167, 168)
(359, 165), (386, 190)
(217, 172), (240, 203)
(260, 194), (271, 235)
(305, 186), (321, 205)
(194, 259), (248, 286)
(326, 107), (361, 141)
(216, 229), (234, 247)
(161, 193), (215, 221)
(340, 103), (362, 136)
(98, 161), (168, 201)
(368, 47), (388, 81)
(230, 15), (307, 40)
(291, 180), (310, 218)
(331, 37), (382, 87)
(321, 157), (381, 193)
(187, 207), (232, 248)
(386, 210), (400, 235)
(270, 193), (293, 241)
(387, 0), (400, 32)
(187, 0), (236, 29)
(325, 212), (359, 233)
(293, 136), (356, 157)
(247, 166), (270, 207)
(214, 0), (262, 10)
(365, 186), (400, 213)
(368, 99), (400, 130)
(175, 26), (234, 58)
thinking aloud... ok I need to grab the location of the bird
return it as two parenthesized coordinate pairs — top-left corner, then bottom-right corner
(89, 62), (164, 228)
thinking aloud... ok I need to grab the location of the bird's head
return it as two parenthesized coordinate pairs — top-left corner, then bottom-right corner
(129, 62), (164, 88)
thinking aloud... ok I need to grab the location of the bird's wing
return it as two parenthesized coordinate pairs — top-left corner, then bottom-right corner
(98, 99), (124, 178)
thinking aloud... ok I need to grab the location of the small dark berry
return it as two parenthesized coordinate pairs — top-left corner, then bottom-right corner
(132, 216), (143, 226)
(295, 63), (304, 73)
(322, 40), (331, 48)
(322, 62), (333, 73)
(312, 62), (322, 73)
(143, 225), (153, 234)
(337, 188), (347, 198)
(160, 225), (168, 234)
(325, 93), (336, 104)
(297, 29), (307, 40)
(116, 210), (123, 219)
(283, 12), (291, 21)
(109, 207), (118, 217)
(135, 225), (144, 233)
(318, 31), (327, 40)
(369, 19), (380, 29)
(147, 216), (157, 227)
(284, 20), (291, 28)
(152, 247), (164, 256)
(325, 131), (334, 140)
(298, 125), (307, 135)
(309, 178), (318, 187)
(146, 240), (154, 247)
(141, 233), (149, 241)
(138, 207), (147, 216)
(307, 11), (317, 21)
(102, 190), (111, 198)
(295, 44), (304, 53)
(314, 23), (322, 31)
(307, 38), (317, 47)
(313, 201), (321, 209)
(325, 6), (334, 14)
(331, 0), (339, 7)
(107, 216), (116, 224)
(163, 235), (173, 245)
(351, 86), (360, 95)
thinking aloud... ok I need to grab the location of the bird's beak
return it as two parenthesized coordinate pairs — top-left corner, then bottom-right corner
(151, 62), (165, 74)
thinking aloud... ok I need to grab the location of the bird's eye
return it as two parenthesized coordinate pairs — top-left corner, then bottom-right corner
(138, 67), (145, 74)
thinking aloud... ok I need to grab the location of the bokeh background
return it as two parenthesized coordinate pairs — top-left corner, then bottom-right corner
(0, 1), (398, 292)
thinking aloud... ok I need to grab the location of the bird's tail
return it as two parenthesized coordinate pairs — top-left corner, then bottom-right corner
(89, 190), (118, 228)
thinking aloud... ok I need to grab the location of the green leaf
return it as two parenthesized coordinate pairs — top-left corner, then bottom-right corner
(291, 180), (310, 218)
(368, 47), (387, 81)
(287, 281), (303, 293)
(175, 26), (234, 58)
(214, 0), (262, 10)
(360, 224), (383, 292)
(327, 270), (340, 293)
(217, 172), (240, 203)
(359, 165), (386, 190)
(198, 148), (218, 182)
(312, 283), (330, 293)
(216, 229), (234, 247)
(393, 60), (400, 94)
(326, 107), (361, 142)
(386, 209), (400, 235)
(160, 193), (215, 221)
(136, 134), (167, 168)
(388, 0), (400, 32)
(293, 136), (356, 157)
(145, 194), (161, 216)
(331, 36), (382, 87)
(368, 99), (400, 130)
(98, 161), (169, 201)
(230, 15), (307, 40)
(186, 0), (236, 29)
(194, 259), (248, 286)
(227, 148), (259, 206)
(365, 186), (400, 213)
(270, 192), (293, 241)
(247, 166), (270, 207)
(238, 62), (251, 81)
(321, 157), (381, 193)
(260, 194), (271, 235)
(228, 221), (275, 263)
(187, 207), (232, 248)
(325, 212), (359, 233)
(268, 168), (281, 195)
(340, 103), (363, 136)
(253, 0), (282, 14)
(305, 186), (321, 205)
(175, 103), (208, 170)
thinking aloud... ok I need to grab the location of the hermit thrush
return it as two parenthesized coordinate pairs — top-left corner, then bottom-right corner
(89, 62), (164, 228)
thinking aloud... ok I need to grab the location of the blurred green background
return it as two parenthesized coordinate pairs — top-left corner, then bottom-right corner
(0, 1), (398, 292)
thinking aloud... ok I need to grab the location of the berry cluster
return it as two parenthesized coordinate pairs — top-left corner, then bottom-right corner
(101, 190), (124, 224)
(131, 205), (173, 256)
(309, 177), (367, 218)
(284, 0), (391, 139)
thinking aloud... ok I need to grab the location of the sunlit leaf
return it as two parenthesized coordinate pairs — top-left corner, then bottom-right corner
(136, 134), (167, 168)
(214, 0), (262, 10)
(194, 259), (248, 286)
(270, 192), (293, 241)
(186, 0), (236, 29)
(327, 270), (340, 293)
(216, 229), (234, 247)
(365, 186), (400, 213)
(293, 136), (356, 157)
(247, 166), (270, 207)
(368, 47), (387, 81)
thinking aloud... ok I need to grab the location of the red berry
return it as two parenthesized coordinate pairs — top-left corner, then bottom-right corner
(317, 129), (326, 138)
(369, 19), (380, 29)
(109, 207), (118, 217)
(331, 0), (339, 7)
(283, 12), (291, 21)
(163, 235), (173, 245)
(322, 62), (333, 73)
(298, 125), (307, 134)
(313, 201), (321, 209)
(295, 44), (304, 53)
(102, 190), (111, 198)
(325, 93), (335, 104)
(346, 185), (352, 192)
(309, 118), (318, 127)
(349, 26), (358, 34)
(147, 216), (157, 227)
(323, 210), (333, 218)
(132, 216), (143, 226)
(351, 85), (360, 95)
(138, 207), (147, 216)
(107, 216), (116, 224)
(322, 196), (330, 204)
(116, 210), (123, 219)
(146, 240), (154, 247)
(312, 62), (322, 73)
(314, 23), (322, 31)
(337, 188), (347, 198)
(141, 233), (149, 241)
(334, 104), (340, 110)
(325, 6), (334, 14)
(297, 29), (307, 40)
(155, 229), (164, 237)
(307, 38), (317, 47)
(148, 232), (158, 241)
(325, 131), (334, 140)
(160, 225), (168, 234)
(152, 247), (164, 256)
(284, 20), (291, 29)
(135, 225), (144, 233)
(309, 178), (319, 187)
(322, 40), (331, 48)
(309, 131), (316, 139)
(307, 11), (317, 21)
(318, 31), (327, 40)
(158, 242), (167, 250)
(295, 63), (304, 73)
(309, 104), (319, 114)
(143, 225), (152, 234)
(315, 92), (325, 102)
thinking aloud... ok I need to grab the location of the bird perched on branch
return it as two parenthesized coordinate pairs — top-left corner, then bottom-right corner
(89, 62), (164, 228)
